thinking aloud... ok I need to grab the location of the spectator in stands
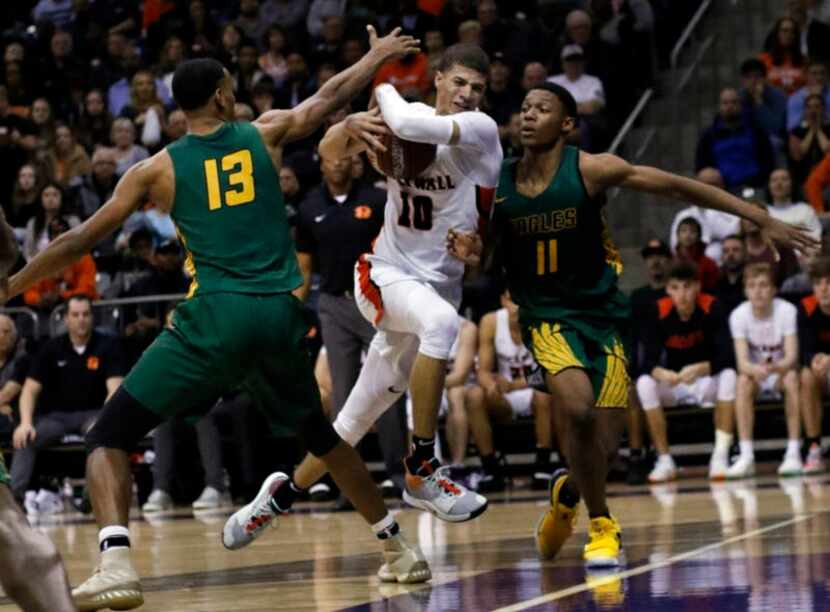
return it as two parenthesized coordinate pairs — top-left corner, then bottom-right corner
(76, 89), (113, 153)
(786, 60), (830, 133)
(467, 290), (554, 492)
(157, 36), (187, 96)
(788, 0), (830, 62)
(767, 168), (822, 241)
(258, 26), (289, 89)
(0, 86), (34, 206)
(110, 118), (149, 177)
(0, 316), (29, 436)
(278, 162), (305, 228)
(163, 110), (187, 146)
(235, 0), (269, 45)
(373, 50), (431, 100)
(674, 217), (719, 292)
(424, 26), (446, 70)
(457, 20), (482, 46)
(32, 0), (75, 28)
(119, 71), (166, 151)
(180, 0), (219, 57)
(716, 235), (747, 314)
(561, 9), (613, 89)
(2, 61), (33, 109)
(8, 164), (42, 230)
(30, 97), (56, 155)
(484, 52), (521, 134)
(695, 87), (775, 190)
(107, 43), (172, 118)
(23, 218), (98, 310)
(307, 0), (345, 39)
(631, 239), (670, 313)
(10, 295), (126, 502)
(520, 62), (547, 95)
(251, 78), (276, 116)
(39, 30), (85, 119)
(23, 182), (80, 261)
(216, 23), (244, 69)
(548, 44), (606, 151)
(789, 92), (830, 184)
(311, 15), (346, 69)
(500, 112), (522, 158)
(42, 123), (91, 189)
(233, 42), (267, 105)
(261, 0), (308, 31)
(741, 199), (801, 284)
(636, 261), (736, 482)
(781, 249), (818, 295)
(728, 263), (802, 478)
(760, 16), (807, 95)
(75, 147), (118, 220)
(797, 256), (830, 474)
(275, 52), (315, 110)
(340, 37), (366, 69)
(740, 58), (787, 154)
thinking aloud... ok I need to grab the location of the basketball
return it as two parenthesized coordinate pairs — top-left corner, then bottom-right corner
(375, 133), (437, 180)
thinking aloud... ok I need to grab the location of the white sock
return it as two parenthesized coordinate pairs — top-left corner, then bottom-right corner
(99, 525), (130, 552)
(371, 511), (400, 540)
(714, 430), (733, 455)
(786, 439), (801, 458)
(658, 453), (673, 465)
(739, 440), (754, 459)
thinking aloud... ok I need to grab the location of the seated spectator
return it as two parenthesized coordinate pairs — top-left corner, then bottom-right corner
(0, 316), (30, 436)
(23, 218), (98, 311)
(636, 262), (736, 482)
(162, 110), (187, 146)
(29, 97), (56, 155)
(157, 36), (187, 97)
(216, 23), (244, 68)
(373, 51), (431, 101)
(234, 42), (267, 105)
(22, 182), (80, 261)
(10, 295), (126, 502)
(458, 20), (482, 46)
(668, 167), (741, 264)
(547, 44), (606, 150)
(788, 0), (830, 63)
(715, 235), (747, 314)
(235, 0), (269, 44)
(105, 228), (154, 298)
(107, 45), (172, 117)
(310, 15), (346, 69)
(7, 164), (42, 230)
(560, 8), (614, 98)
(258, 25), (289, 89)
(484, 52), (521, 136)
(110, 118), (149, 177)
(119, 71), (166, 151)
(696, 88), (775, 190)
(42, 123), (91, 190)
(500, 112), (522, 159)
(261, 0), (308, 30)
(76, 89), (114, 153)
(789, 92), (830, 185)
(781, 249), (818, 296)
(741, 199), (800, 283)
(766, 168), (822, 241)
(739, 58), (787, 154)
(466, 290), (554, 492)
(251, 78), (276, 117)
(674, 217), (719, 292)
(520, 62), (548, 95)
(797, 256), (830, 474)
(728, 263), (802, 478)
(759, 17), (807, 95)
(786, 60), (830, 133)
(306, 0), (345, 39)
(275, 52), (315, 110)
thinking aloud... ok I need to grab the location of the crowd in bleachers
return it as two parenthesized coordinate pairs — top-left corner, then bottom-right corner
(3, 0), (829, 516)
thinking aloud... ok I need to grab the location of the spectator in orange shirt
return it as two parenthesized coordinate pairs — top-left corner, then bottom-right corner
(759, 17), (807, 95)
(805, 151), (830, 222)
(373, 52), (431, 100)
(23, 218), (98, 311)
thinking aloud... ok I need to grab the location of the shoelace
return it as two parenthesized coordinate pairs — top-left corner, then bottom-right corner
(244, 499), (279, 534)
(431, 467), (462, 496)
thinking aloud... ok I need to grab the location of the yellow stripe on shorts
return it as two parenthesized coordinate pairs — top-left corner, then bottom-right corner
(530, 322), (584, 374)
(596, 337), (630, 408)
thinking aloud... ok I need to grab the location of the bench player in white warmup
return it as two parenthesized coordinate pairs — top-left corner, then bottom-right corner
(223, 43), (502, 541)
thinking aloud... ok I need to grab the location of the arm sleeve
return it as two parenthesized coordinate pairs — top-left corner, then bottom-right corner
(799, 306), (818, 364)
(375, 84), (454, 145)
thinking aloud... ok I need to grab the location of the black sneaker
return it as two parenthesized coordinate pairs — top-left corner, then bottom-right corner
(380, 478), (402, 499)
(531, 468), (552, 491)
(309, 482), (335, 502)
(626, 456), (648, 486)
(476, 471), (506, 493)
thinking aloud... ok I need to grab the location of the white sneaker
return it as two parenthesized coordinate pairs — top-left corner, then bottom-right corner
(708, 453), (729, 480)
(24, 490), (39, 516)
(648, 456), (677, 483)
(222, 472), (287, 550)
(141, 489), (173, 513)
(804, 444), (826, 475)
(35, 488), (64, 515)
(778, 453), (803, 477)
(403, 457), (488, 523)
(377, 533), (431, 583)
(726, 455), (755, 479)
(192, 486), (224, 510)
(72, 548), (143, 612)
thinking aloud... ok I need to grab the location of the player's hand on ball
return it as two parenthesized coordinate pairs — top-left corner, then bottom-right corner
(446, 229), (482, 266)
(344, 108), (390, 152)
(367, 25), (420, 61)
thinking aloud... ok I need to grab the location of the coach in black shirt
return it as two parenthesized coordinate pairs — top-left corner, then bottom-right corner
(10, 295), (126, 499)
(295, 154), (408, 497)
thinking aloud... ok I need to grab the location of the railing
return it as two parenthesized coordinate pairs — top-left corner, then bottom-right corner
(608, 88), (654, 156)
(48, 293), (186, 337)
(0, 307), (41, 339)
(670, 0), (714, 69)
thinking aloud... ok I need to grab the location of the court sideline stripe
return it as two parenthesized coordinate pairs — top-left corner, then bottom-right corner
(493, 512), (816, 612)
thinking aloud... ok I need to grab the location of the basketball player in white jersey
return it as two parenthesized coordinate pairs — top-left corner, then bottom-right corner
(222, 43), (501, 544)
(467, 289), (553, 492)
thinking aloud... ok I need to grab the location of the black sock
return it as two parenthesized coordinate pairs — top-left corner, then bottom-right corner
(272, 479), (303, 512)
(481, 453), (500, 476)
(630, 448), (643, 460)
(405, 436), (436, 473)
(100, 536), (130, 552)
(589, 510), (612, 520)
(535, 447), (552, 470)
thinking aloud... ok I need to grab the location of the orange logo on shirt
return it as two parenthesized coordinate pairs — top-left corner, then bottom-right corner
(354, 205), (372, 220)
(87, 356), (99, 371)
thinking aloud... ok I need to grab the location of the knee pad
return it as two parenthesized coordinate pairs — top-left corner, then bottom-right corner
(299, 406), (341, 458)
(717, 368), (737, 402)
(85, 388), (163, 454)
(635, 374), (660, 411)
(419, 308), (460, 360)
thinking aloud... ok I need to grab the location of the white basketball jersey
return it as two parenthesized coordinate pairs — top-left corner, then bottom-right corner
(367, 104), (502, 307)
(494, 308), (536, 381)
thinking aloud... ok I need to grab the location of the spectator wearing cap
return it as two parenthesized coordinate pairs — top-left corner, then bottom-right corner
(23, 217), (98, 311)
(675, 217), (720, 293)
(715, 235), (747, 314)
(485, 53), (522, 134)
(668, 167), (741, 264)
(631, 239), (671, 317)
(695, 87), (775, 190)
(548, 44), (607, 150)
(789, 92), (830, 186)
(786, 60), (830, 133)
(75, 147), (119, 220)
(295, 152), (408, 494)
(561, 9), (613, 84)
(739, 58), (787, 155)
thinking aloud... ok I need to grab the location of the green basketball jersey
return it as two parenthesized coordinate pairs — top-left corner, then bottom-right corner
(493, 146), (630, 337)
(166, 121), (301, 297)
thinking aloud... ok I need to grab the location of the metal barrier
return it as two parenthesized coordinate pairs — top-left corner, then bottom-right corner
(670, 0), (714, 69)
(0, 307), (41, 339)
(48, 294), (187, 337)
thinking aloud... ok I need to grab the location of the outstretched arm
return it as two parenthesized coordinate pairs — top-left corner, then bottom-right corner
(6, 157), (157, 300)
(582, 152), (820, 254)
(318, 108), (390, 160)
(255, 26), (418, 147)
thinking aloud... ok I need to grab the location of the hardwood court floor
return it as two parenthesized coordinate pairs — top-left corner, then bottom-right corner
(2, 469), (830, 611)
